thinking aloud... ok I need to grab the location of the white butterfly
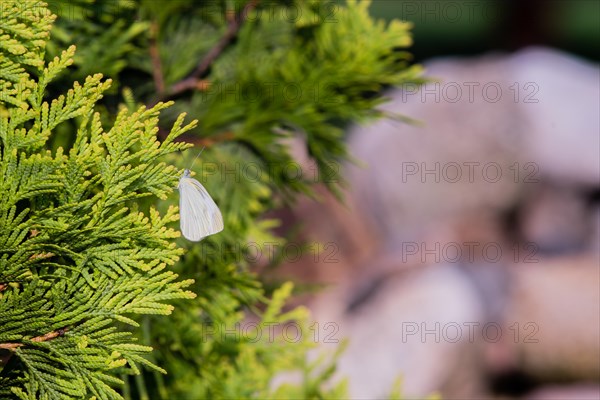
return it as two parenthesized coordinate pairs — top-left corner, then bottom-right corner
(178, 168), (224, 241)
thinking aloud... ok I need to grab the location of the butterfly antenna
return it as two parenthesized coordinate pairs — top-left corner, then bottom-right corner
(189, 146), (206, 171)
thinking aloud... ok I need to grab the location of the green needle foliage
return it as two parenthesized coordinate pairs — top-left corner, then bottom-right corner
(2, 0), (424, 399)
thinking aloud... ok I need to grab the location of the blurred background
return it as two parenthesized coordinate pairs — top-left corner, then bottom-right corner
(269, 1), (600, 399)
(367, 0), (599, 62)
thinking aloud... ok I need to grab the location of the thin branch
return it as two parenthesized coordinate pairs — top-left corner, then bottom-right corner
(0, 283), (7, 292)
(160, 131), (234, 148)
(0, 328), (68, 351)
(149, 20), (165, 95)
(158, 0), (259, 101)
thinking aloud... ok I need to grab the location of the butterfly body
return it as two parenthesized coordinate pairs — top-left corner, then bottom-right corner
(178, 169), (224, 241)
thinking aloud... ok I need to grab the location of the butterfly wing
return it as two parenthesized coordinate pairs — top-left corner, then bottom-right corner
(179, 177), (224, 241)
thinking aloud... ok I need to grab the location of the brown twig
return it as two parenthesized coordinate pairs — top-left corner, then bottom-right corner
(174, 131), (236, 148)
(0, 328), (68, 351)
(159, 0), (259, 101)
(0, 283), (7, 292)
(149, 20), (165, 95)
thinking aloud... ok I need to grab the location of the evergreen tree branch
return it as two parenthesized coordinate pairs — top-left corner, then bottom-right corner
(1, 2), (200, 395)
(0, 328), (68, 351)
(159, 0), (259, 101)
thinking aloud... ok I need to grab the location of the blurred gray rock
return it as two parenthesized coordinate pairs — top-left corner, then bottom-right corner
(346, 46), (599, 247)
(326, 264), (487, 399)
(509, 47), (600, 187)
(347, 52), (528, 243)
(283, 47), (599, 399)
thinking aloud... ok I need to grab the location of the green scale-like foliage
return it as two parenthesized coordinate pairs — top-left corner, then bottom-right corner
(0, 2), (198, 398)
